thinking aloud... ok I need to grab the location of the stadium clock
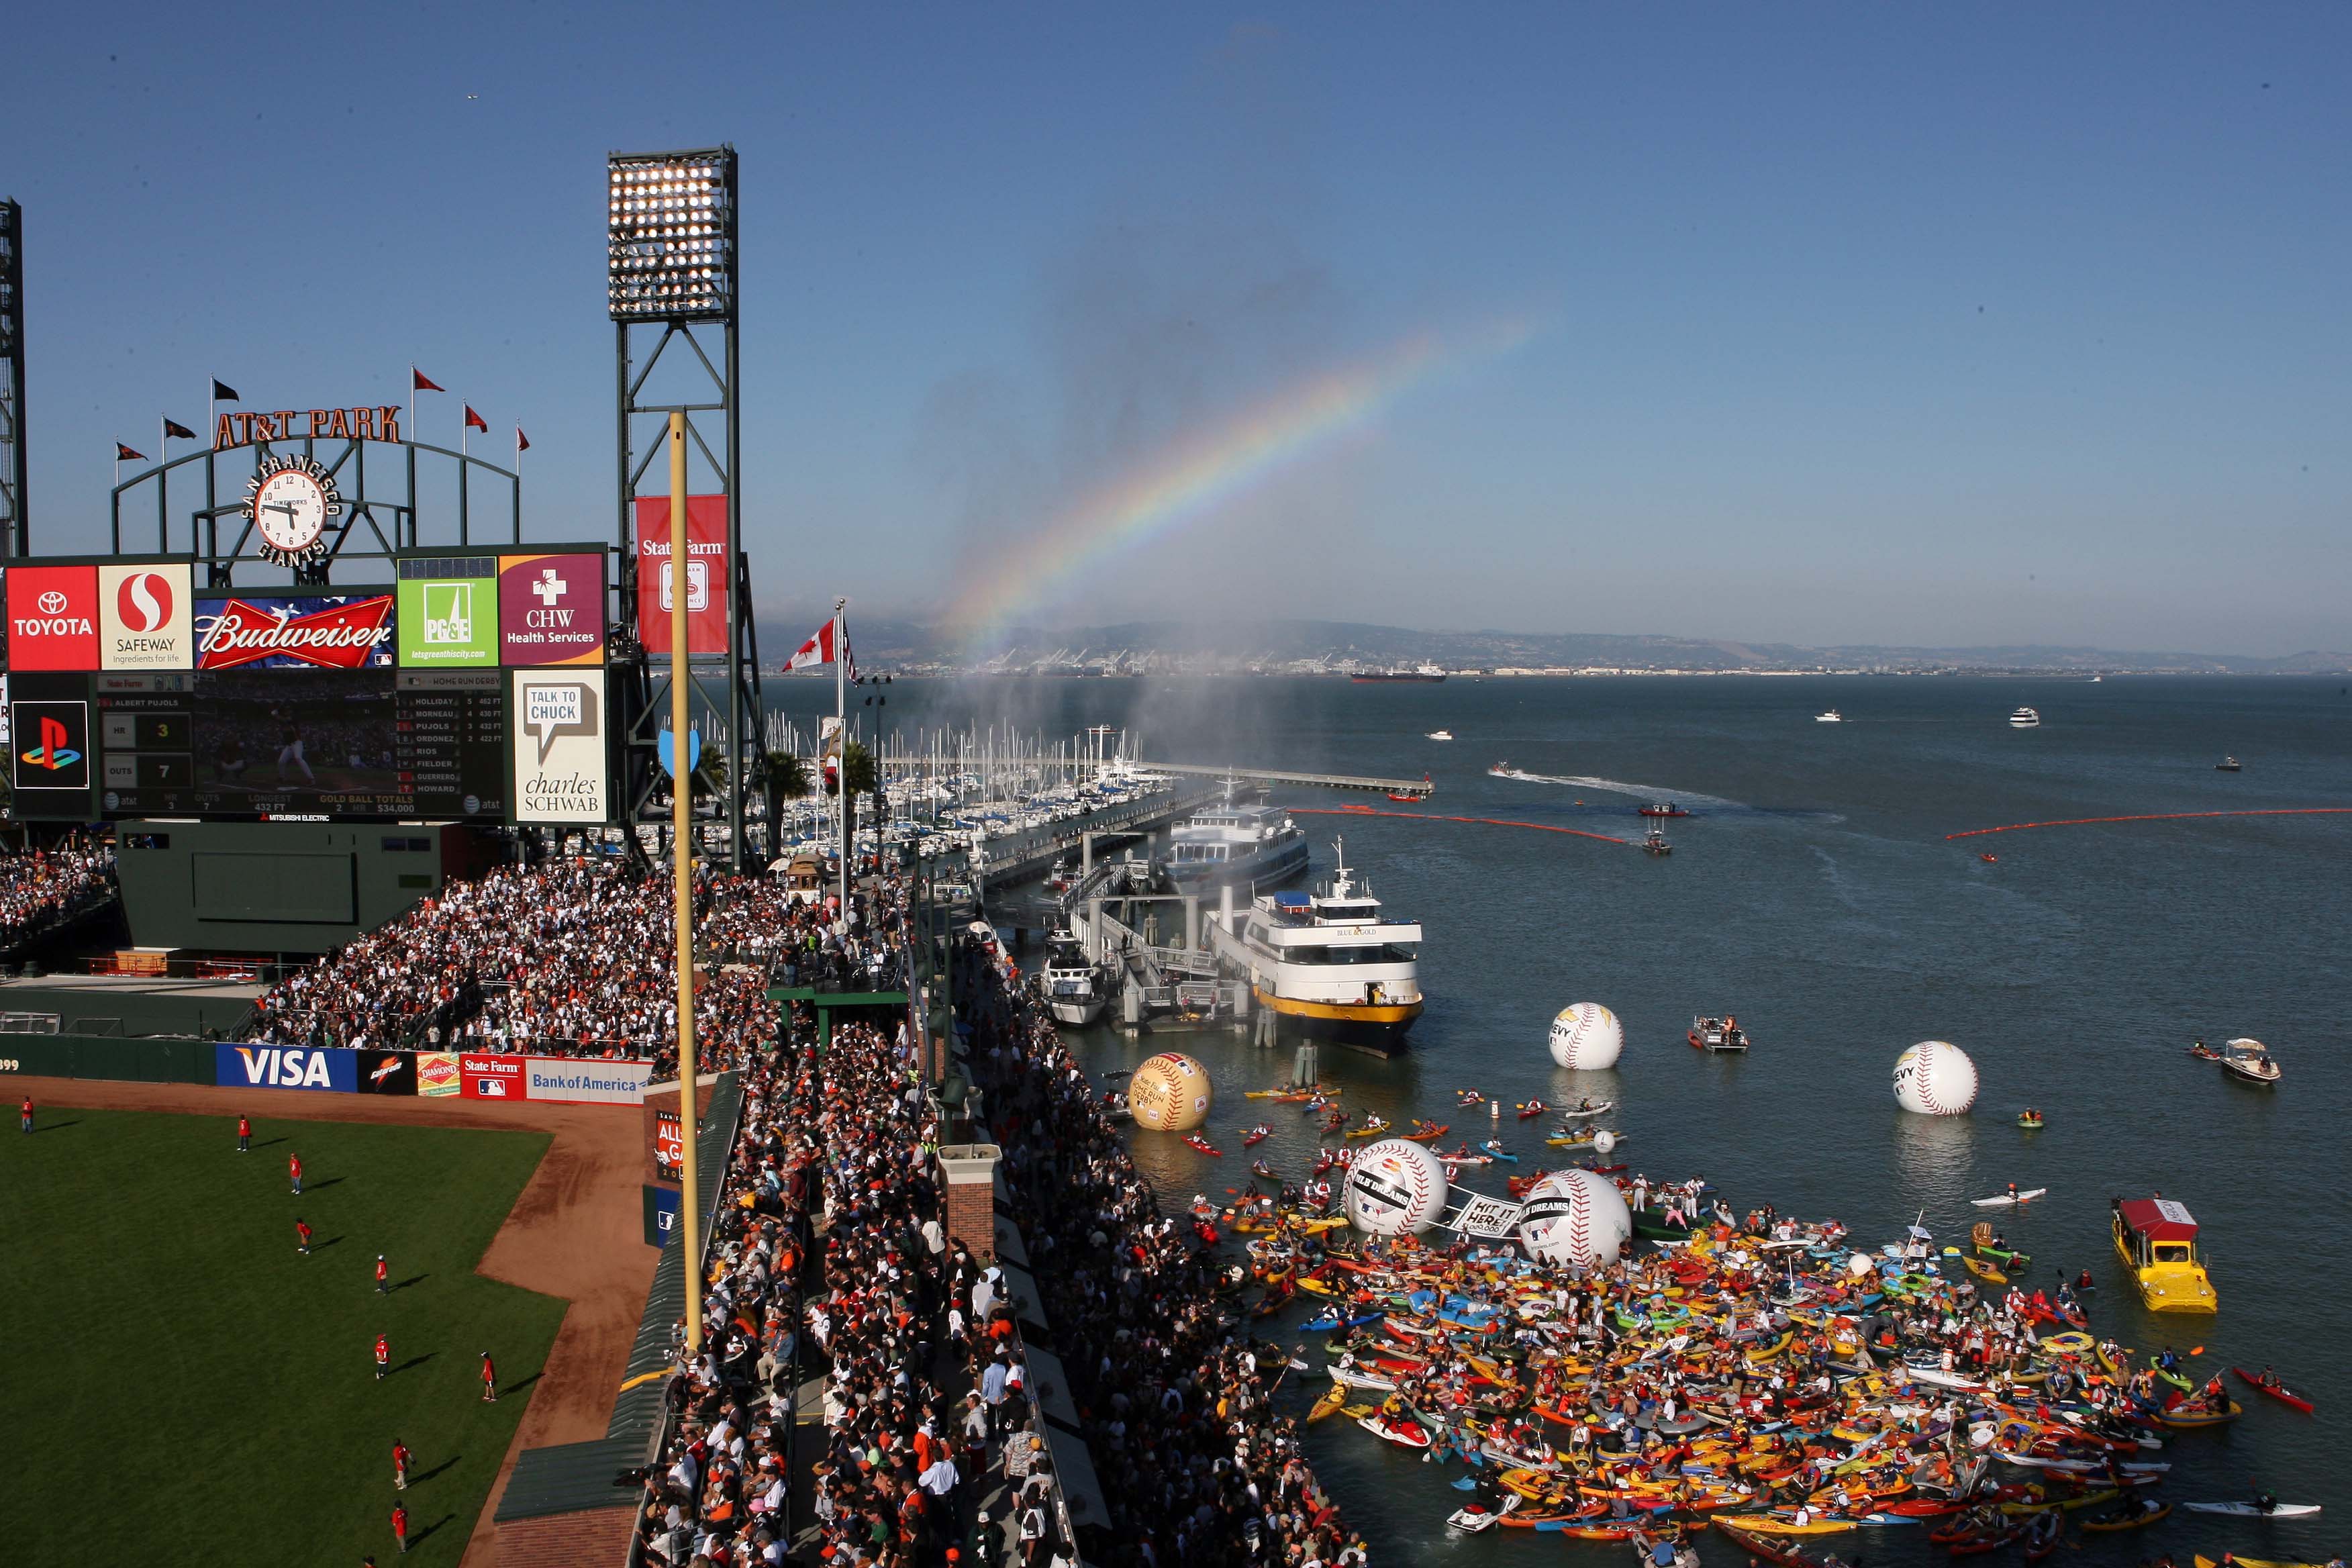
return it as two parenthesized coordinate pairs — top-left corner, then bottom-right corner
(244, 454), (344, 568)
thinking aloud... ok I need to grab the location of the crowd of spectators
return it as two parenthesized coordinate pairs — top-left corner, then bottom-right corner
(0, 838), (116, 948)
(246, 856), (907, 1073)
(957, 952), (1364, 1567)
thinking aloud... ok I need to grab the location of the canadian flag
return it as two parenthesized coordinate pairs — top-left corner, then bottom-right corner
(787, 616), (854, 676)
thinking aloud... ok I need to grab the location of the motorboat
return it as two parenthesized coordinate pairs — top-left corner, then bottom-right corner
(1036, 932), (1112, 1028)
(2009, 707), (2042, 728)
(2219, 1037), (2280, 1085)
(1638, 803), (1689, 818)
(2112, 1196), (2217, 1313)
(1688, 1016), (1751, 1052)
(1642, 826), (1672, 856)
(1816, 709), (1844, 723)
(1426, 730), (1453, 741)
(1209, 837), (1424, 1053)
(1165, 783), (1310, 891)
(2216, 756), (2241, 772)
(1487, 760), (1513, 777)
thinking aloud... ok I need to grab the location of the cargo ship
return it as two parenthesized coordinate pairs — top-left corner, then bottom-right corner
(1352, 665), (1447, 683)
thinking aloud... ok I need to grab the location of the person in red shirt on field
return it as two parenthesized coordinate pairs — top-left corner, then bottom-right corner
(375, 1333), (391, 1381)
(289, 1152), (303, 1194)
(296, 1218), (313, 1256)
(376, 1254), (390, 1295)
(236, 1113), (251, 1153)
(19, 1095), (31, 1134)
(479, 1349), (497, 1402)
(392, 1438), (411, 1490)
(391, 1502), (409, 1555)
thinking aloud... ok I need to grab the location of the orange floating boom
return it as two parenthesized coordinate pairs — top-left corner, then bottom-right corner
(1289, 805), (1633, 846)
(1945, 807), (2352, 840)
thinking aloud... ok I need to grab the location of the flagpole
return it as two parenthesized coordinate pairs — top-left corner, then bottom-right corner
(836, 595), (850, 916)
(409, 366), (415, 439)
(667, 409), (702, 1361)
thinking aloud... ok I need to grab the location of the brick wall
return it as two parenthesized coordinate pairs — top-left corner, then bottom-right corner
(489, 1505), (636, 1567)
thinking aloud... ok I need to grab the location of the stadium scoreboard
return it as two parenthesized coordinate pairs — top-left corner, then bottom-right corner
(3, 549), (614, 825)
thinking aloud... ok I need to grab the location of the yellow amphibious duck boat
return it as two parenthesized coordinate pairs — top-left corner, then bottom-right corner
(2112, 1196), (2217, 1312)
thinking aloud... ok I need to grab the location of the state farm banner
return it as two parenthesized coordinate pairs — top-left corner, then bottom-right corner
(632, 495), (728, 655)
(215, 1044), (360, 1093)
(460, 1052), (528, 1101)
(195, 593), (396, 671)
(525, 1056), (652, 1106)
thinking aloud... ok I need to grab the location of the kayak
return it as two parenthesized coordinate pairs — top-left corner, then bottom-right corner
(1971, 1189), (2048, 1207)
(2080, 1502), (2171, 1532)
(2233, 1367), (2316, 1414)
(2181, 1502), (2324, 1518)
(1962, 1257), (2008, 1285)
(1307, 1383), (1347, 1422)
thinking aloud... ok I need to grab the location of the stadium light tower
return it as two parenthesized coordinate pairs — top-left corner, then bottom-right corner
(608, 146), (763, 869)
(1, 198), (26, 556)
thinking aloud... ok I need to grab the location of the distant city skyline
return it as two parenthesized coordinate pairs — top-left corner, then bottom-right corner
(3, 5), (2345, 654)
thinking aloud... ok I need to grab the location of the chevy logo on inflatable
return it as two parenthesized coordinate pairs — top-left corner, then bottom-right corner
(216, 1044), (358, 1092)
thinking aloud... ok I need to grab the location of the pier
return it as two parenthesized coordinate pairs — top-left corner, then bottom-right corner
(967, 785), (1221, 891)
(1134, 761), (1432, 797)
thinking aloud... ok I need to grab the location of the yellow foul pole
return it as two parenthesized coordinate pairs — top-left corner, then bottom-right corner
(668, 411), (701, 1356)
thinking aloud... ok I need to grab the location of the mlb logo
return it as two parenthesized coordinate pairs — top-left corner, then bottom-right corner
(479, 1079), (509, 1097)
(422, 582), (475, 644)
(657, 559), (709, 613)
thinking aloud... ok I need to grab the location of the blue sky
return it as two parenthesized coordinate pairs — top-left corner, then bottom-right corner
(4, 4), (2345, 653)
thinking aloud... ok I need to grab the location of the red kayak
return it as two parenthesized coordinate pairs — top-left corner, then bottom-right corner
(2234, 1367), (2315, 1413)
(1184, 1135), (1223, 1156)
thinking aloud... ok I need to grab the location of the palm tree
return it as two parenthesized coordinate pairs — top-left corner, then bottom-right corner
(756, 750), (811, 856)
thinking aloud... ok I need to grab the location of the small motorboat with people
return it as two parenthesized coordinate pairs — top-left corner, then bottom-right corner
(2010, 707), (2043, 728)
(1642, 826), (1672, 856)
(1688, 1016), (1751, 1052)
(1487, 760), (1513, 777)
(1035, 930), (1114, 1027)
(1638, 803), (1690, 818)
(1387, 774), (1432, 801)
(1446, 1495), (1522, 1534)
(2216, 756), (2242, 771)
(2220, 1036), (2282, 1085)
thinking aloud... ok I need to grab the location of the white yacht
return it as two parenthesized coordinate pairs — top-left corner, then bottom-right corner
(1208, 838), (1424, 1054)
(2009, 707), (2042, 728)
(1036, 930), (1112, 1028)
(1816, 709), (1844, 724)
(1165, 788), (1310, 891)
(1426, 729), (1454, 741)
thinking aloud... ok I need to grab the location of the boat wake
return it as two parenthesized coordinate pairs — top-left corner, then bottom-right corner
(1492, 768), (1741, 810)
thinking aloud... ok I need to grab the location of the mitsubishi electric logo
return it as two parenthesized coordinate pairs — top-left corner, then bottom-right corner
(422, 582), (475, 644)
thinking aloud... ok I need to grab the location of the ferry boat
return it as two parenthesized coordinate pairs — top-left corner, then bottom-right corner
(1036, 930), (1112, 1028)
(1214, 838), (1424, 1054)
(2009, 707), (2042, 728)
(2112, 1196), (2217, 1313)
(1816, 709), (1844, 723)
(1165, 787), (1310, 891)
(1353, 665), (1447, 683)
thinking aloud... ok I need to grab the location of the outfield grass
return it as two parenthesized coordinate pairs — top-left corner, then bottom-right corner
(0, 1106), (569, 1565)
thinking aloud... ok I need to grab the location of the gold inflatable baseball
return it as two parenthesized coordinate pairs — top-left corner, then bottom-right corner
(1126, 1051), (1212, 1132)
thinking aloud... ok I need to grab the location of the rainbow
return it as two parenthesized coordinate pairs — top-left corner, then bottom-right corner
(946, 317), (1542, 633)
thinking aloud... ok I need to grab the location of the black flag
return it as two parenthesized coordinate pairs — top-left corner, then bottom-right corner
(162, 418), (197, 440)
(116, 442), (146, 461)
(211, 379), (240, 402)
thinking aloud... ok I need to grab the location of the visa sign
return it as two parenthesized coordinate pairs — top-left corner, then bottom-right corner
(216, 1044), (359, 1092)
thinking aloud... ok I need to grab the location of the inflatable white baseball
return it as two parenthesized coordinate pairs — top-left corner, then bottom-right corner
(1343, 1137), (1450, 1235)
(1591, 1129), (1617, 1157)
(1548, 1002), (1624, 1070)
(1515, 1167), (1633, 1269)
(1847, 1252), (1876, 1278)
(1126, 1052), (1213, 1132)
(1892, 1040), (1978, 1116)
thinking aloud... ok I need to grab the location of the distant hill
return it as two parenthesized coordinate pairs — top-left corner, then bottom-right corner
(753, 614), (2350, 676)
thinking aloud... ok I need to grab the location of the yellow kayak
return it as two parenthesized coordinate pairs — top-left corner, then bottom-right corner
(1745, 1330), (1796, 1361)
(1715, 1515), (1859, 1536)
(1308, 1383), (1347, 1422)
(2200, 1559), (2331, 1568)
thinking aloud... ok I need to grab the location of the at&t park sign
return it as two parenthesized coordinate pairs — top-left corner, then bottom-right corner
(213, 405), (405, 448)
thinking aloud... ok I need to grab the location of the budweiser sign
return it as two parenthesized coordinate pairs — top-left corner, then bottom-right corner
(194, 595), (397, 671)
